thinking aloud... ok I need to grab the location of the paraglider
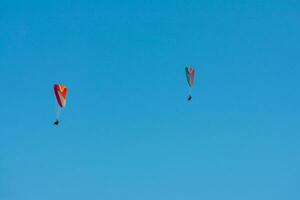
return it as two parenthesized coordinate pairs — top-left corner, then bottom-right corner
(53, 84), (67, 125)
(185, 67), (195, 101)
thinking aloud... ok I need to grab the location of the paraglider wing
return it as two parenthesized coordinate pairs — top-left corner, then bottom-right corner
(54, 84), (67, 108)
(185, 67), (195, 88)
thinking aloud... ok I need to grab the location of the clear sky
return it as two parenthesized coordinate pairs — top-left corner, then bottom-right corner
(1, 1), (300, 199)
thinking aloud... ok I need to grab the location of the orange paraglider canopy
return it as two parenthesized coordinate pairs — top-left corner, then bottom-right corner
(54, 84), (67, 108)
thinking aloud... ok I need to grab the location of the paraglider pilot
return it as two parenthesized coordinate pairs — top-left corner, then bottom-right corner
(53, 119), (59, 125)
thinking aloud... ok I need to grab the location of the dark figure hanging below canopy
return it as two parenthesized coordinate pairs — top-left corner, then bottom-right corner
(53, 119), (59, 125)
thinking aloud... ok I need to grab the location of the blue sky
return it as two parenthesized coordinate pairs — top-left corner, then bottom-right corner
(1, 1), (300, 199)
